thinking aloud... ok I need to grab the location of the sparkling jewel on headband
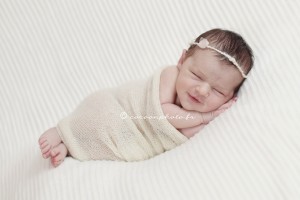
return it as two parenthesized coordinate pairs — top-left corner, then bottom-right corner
(190, 37), (248, 78)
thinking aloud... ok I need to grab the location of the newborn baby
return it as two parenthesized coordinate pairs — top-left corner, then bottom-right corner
(38, 28), (254, 167)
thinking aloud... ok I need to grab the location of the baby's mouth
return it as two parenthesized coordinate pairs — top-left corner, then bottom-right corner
(188, 93), (203, 104)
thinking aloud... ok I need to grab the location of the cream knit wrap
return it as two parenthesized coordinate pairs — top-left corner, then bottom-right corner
(56, 66), (188, 162)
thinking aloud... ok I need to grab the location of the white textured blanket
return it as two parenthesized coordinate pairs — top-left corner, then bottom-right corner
(57, 66), (188, 161)
(1, 0), (300, 200)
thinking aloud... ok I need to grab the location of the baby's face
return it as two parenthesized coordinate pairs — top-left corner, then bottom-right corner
(176, 49), (244, 112)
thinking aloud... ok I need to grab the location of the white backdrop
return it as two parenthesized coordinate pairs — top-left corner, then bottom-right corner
(1, 0), (300, 199)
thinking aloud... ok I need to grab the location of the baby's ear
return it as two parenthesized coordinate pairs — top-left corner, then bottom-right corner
(177, 49), (187, 69)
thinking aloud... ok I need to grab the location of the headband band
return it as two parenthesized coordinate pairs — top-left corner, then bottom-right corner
(190, 37), (248, 78)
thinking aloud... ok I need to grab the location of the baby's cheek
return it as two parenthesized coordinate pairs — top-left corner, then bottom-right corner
(204, 100), (219, 112)
(211, 98), (226, 110)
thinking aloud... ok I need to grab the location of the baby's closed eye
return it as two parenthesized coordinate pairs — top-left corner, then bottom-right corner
(191, 72), (202, 80)
(214, 89), (225, 96)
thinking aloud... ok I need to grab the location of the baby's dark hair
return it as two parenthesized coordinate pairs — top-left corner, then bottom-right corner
(186, 28), (254, 93)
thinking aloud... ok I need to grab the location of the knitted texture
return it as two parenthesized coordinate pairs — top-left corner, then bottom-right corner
(56, 66), (188, 162)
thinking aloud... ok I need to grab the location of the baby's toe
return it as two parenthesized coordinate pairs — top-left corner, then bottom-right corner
(38, 136), (47, 144)
(51, 154), (63, 167)
(51, 156), (58, 163)
(41, 143), (52, 159)
(40, 141), (49, 149)
(51, 150), (63, 162)
(43, 151), (51, 159)
(41, 144), (51, 154)
(50, 148), (59, 158)
(50, 143), (67, 167)
(52, 160), (63, 168)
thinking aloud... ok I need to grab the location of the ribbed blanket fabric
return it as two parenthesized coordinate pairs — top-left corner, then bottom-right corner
(2, 1), (300, 199)
(56, 66), (188, 162)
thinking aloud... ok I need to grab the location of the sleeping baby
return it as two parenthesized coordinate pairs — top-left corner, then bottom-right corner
(38, 28), (254, 167)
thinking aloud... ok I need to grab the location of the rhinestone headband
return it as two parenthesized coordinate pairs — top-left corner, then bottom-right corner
(190, 37), (248, 78)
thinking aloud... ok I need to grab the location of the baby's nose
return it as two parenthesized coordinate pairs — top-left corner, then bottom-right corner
(195, 84), (210, 97)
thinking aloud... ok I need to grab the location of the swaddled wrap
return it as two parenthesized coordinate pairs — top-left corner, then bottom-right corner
(56, 66), (188, 162)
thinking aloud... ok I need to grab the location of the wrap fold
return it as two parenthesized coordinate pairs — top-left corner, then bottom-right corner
(57, 66), (188, 162)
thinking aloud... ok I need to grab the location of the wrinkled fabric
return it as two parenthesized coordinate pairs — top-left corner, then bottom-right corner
(57, 66), (188, 162)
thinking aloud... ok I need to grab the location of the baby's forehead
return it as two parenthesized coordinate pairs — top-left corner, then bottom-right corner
(195, 49), (240, 70)
(195, 49), (230, 63)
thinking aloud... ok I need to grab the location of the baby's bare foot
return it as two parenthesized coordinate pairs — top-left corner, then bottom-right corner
(38, 127), (62, 159)
(50, 143), (68, 167)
